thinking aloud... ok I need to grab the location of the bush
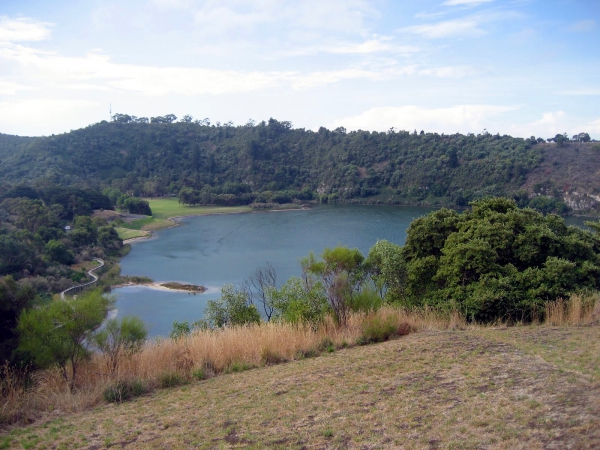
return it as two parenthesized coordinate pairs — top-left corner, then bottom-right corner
(103, 378), (147, 403)
(401, 198), (600, 322)
(261, 348), (286, 366)
(359, 315), (402, 344)
(159, 372), (188, 388)
(317, 337), (335, 353)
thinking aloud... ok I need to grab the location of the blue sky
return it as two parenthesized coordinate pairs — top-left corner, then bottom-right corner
(0, 0), (598, 138)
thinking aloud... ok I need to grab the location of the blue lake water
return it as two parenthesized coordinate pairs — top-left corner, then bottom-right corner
(113, 204), (595, 338)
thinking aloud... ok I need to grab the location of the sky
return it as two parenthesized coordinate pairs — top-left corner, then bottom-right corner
(0, 0), (598, 138)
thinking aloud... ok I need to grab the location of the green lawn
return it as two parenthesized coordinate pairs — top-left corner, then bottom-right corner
(145, 198), (251, 220)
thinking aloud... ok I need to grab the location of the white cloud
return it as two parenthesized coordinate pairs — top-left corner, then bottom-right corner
(578, 118), (600, 135)
(419, 65), (479, 78)
(280, 38), (420, 57)
(0, 42), (479, 96)
(0, 99), (100, 136)
(189, 0), (375, 35)
(329, 104), (516, 134)
(0, 16), (52, 42)
(443, 0), (494, 6)
(402, 17), (486, 39)
(507, 111), (566, 138)
(0, 80), (34, 95)
(568, 20), (595, 32)
(557, 88), (600, 96)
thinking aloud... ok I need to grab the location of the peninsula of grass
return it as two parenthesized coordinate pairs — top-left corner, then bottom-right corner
(119, 198), (252, 232)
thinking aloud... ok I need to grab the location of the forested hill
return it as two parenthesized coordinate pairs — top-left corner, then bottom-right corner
(1, 118), (598, 211)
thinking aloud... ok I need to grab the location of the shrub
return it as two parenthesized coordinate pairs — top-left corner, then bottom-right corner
(317, 337), (335, 353)
(261, 348), (286, 366)
(359, 314), (401, 344)
(103, 378), (147, 403)
(159, 372), (188, 388)
(192, 368), (206, 381)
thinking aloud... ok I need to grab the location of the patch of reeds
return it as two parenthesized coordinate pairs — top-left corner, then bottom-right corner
(544, 292), (600, 326)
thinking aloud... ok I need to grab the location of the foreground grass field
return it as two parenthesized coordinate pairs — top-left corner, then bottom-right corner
(119, 198), (252, 232)
(2, 324), (599, 449)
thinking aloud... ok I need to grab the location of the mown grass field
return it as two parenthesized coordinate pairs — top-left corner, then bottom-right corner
(3, 325), (599, 449)
(119, 199), (252, 232)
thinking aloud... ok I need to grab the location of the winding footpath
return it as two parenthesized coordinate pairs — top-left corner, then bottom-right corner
(60, 258), (105, 300)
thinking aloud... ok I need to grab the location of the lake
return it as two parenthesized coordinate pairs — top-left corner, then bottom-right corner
(113, 204), (594, 338)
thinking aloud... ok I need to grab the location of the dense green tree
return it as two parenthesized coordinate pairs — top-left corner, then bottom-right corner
(44, 240), (75, 265)
(401, 198), (600, 321)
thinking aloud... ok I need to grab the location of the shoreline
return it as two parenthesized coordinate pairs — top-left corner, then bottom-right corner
(121, 204), (311, 245)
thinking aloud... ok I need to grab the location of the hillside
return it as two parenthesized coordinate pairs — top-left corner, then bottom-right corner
(0, 120), (543, 209)
(2, 325), (599, 449)
(525, 142), (600, 212)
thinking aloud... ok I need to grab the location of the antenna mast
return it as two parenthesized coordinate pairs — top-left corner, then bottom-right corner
(109, 103), (112, 120)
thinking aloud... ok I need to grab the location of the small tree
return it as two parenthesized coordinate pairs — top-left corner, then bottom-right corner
(92, 316), (147, 375)
(302, 247), (365, 327)
(202, 284), (261, 328)
(268, 277), (328, 326)
(240, 262), (277, 321)
(17, 290), (112, 390)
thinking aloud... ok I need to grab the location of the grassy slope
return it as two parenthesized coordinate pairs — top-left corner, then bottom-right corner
(3, 326), (600, 449)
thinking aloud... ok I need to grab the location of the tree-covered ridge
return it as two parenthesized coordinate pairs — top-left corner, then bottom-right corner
(0, 119), (546, 208)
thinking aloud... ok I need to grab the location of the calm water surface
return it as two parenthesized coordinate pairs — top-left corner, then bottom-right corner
(113, 204), (594, 337)
(114, 204), (434, 337)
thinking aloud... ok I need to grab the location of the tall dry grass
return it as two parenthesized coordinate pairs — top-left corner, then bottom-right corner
(3, 294), (597, 428)
(1, 306), (464, 426)
(544, 292), (600, 326)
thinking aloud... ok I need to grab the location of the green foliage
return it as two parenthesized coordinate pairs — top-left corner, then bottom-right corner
(0, 121), (546, 209)
(268, 277), (328, 325)
(0, 276), (37, 363)
(17, 290), (113, 389)
(359, 315), (398, 344)
(116, 195), (152, 215)
(169, 320), (192, 339)
(348, 286), (383, 313)
(302, 247), (365, 326)
(365, 240), (406, 302)
(103, 378), (147, 403)
(44, 240), (74, 265)
(202, 284), (261, 328)
(159, 371), (188, 388)
(92, 316), (147, 375)
(402, 198), (600, 322)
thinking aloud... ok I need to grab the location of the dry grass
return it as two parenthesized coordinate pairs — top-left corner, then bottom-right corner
(1, 307), (463, 428)
(544, 292), (600, 326)
(3, 326), (600, 449)
(1, 294), (599, 448)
